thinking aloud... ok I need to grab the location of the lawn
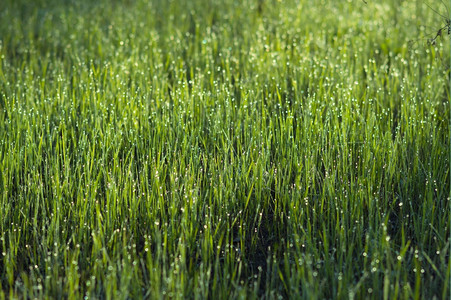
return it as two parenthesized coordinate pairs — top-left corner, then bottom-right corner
(0, 0), (449, 299)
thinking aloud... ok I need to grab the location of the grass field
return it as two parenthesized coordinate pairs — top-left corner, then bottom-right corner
(0, 0), (450, 299)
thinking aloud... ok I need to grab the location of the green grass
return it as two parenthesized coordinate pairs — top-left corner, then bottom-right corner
(0, 0), (449, 299)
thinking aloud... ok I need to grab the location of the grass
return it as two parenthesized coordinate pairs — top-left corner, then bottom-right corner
(0, 0), (449, 299)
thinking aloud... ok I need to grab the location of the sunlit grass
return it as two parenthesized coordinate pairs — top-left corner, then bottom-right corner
(0, 0), (449, 299)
